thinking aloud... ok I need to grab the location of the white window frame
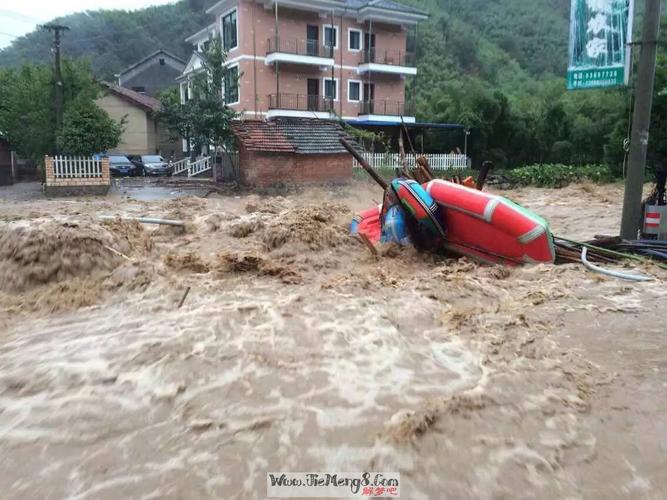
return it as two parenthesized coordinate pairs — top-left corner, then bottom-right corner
(348, 28), (363, 52)
(322, 24), (339, 50)
(220, 7), (239, 53)
(347, 79), (362, 103)
(322, 77), (339, 102)
(224, 63), (240, 106)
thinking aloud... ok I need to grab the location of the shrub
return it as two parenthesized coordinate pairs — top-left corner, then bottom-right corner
(504, 163), (616, 188)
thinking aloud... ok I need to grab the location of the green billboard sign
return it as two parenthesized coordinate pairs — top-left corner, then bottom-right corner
(567, 0), (634, 90)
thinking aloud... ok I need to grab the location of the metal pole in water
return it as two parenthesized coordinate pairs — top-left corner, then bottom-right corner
(620, 0), (661, 239)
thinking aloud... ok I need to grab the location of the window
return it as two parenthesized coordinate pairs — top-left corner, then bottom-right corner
(323, 25), (338, 49)
(348, 80), (361, 102)
(159, 58), (165, 66)
(132, 86), (145, 94)
(324, 78), (337, 101)
(224, 65), (239, 104)
(222, 9), (238, 51)
(348, 29), (362, 51)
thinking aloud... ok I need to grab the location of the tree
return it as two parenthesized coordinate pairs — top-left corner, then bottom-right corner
(0, 63), (54, 160)
(157, 87), (196, 156)
(158, 36), (237, 159)
(56, 101), (122, 155)
(0, 59), (118, 159)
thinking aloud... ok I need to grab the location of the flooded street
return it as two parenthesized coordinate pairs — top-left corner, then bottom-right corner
(0, 180), (665, 499)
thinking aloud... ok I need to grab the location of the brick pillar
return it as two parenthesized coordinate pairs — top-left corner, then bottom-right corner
(44, 155), (55, 186)
(100, 157), (110, 185)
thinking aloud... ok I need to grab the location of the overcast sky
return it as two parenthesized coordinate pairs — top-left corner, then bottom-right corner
(0, 1), (177, 49)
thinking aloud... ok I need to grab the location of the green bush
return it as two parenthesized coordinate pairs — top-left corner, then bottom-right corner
(504, 163), (616, 188)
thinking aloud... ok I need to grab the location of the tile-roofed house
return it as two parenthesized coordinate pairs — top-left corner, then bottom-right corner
(231, 118), (353, 155)
(96, 82), (181, 158)
(115, 50), (186, 98)
(230, 119), (355, 186)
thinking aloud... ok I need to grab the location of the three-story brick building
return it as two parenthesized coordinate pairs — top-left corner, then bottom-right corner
(178, 0), (428, 124)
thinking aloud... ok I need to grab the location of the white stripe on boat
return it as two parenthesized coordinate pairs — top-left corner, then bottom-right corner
(518, 225), (546, 244)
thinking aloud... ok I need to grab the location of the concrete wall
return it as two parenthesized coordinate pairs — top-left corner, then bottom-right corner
(239, 143), (352, 187)
(96, 94), (179, 157)
(97, 94), (153, 155)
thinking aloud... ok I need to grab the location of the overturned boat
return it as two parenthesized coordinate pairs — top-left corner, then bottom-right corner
(352, 179), (555, 266)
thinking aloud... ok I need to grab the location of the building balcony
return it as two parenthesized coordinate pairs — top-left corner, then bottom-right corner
(266, 37), (335, 67)
(267, 93), (335, 119)
(358, 49), (417, 76)
(359, 100), (416, 120)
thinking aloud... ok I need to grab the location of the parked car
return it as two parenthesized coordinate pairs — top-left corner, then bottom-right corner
(108, 155), (142, 177)
(128, 155), (172, 177)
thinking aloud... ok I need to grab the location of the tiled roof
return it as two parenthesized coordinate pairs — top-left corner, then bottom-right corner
(100, 82), (161, 113)
(231, 118), (355, 155)
(231, 120), (297, 153)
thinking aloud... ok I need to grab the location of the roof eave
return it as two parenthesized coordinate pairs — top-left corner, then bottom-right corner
(185, 23), (217, 43)
(100, 82), (160, 113)
(357, 7), (429, 24)
(118, 50), (187, 76)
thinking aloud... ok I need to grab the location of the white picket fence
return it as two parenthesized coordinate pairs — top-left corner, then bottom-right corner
(172, 156), (212, 177)
(52, 155), (104, 178)
(172, 158), (190, 176)
(353, 153), (469, 171)
(189, 157), (211, 176)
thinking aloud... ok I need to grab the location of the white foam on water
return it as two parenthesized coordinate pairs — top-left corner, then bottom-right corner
(0, 280), (483, 498)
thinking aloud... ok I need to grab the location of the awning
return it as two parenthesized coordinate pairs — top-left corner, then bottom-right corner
(345, 120), (465, 130)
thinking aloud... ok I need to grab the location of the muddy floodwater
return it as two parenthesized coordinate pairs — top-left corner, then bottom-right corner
(0, 180), (665, 499)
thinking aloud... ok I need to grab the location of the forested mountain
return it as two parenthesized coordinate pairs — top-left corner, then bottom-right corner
(0, 0), (211, 77)
(0, 0), (666, 168)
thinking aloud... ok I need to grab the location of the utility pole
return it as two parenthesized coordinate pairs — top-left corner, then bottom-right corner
(620, 0), (661, 239)
(41, 24), (70, 137)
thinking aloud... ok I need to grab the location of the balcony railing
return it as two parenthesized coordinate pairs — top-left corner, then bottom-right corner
(361, 49), (416, 67)
(359, 100), (415, 117)
(267, 37), (334, 59)
(268, 93), (335, 112)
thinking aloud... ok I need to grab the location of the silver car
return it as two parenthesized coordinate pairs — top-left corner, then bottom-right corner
(140, 155), (172, 176)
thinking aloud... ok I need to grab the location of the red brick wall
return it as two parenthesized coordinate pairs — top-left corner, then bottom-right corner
(239, 145), (352, 187)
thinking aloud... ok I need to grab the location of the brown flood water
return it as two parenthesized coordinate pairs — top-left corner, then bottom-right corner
(0, 180), (665, 499)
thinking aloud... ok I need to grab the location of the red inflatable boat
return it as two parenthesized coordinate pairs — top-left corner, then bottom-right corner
(425, 180), (555, 265)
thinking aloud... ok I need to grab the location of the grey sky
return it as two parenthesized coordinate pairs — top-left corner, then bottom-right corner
(0, 1), (177, 49)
